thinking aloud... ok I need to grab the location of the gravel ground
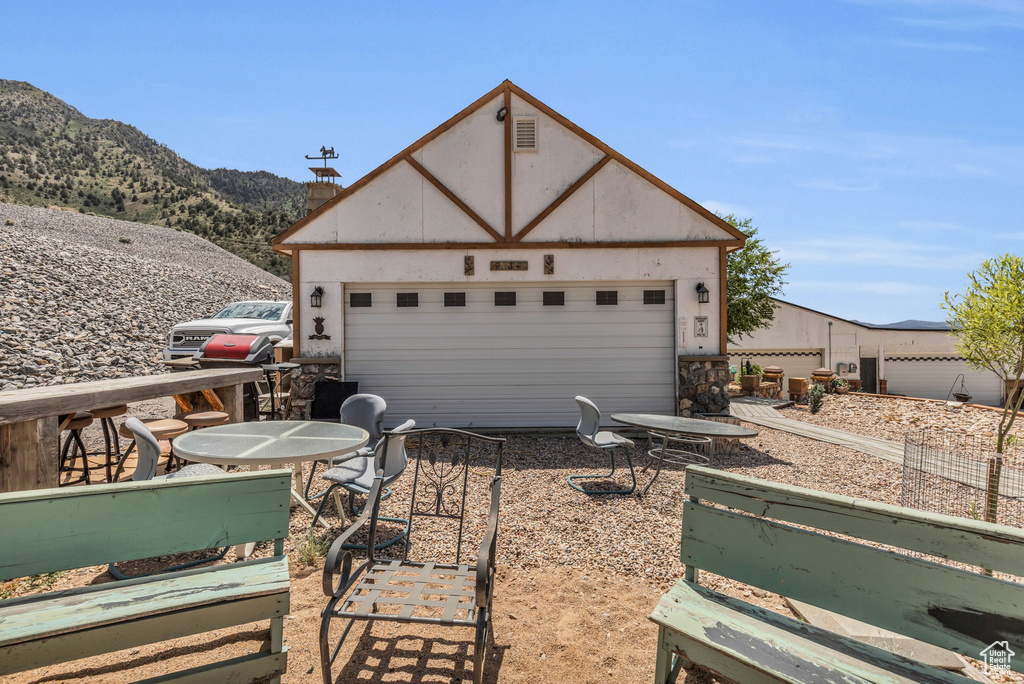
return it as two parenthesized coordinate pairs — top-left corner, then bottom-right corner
(0, 203), (289, 390)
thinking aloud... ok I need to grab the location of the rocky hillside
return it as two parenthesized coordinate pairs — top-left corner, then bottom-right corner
(0, 80), (302, 278)
(0, 204), (291, 391)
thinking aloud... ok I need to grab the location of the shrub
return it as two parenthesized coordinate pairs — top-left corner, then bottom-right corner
(3, 218), (13, 226)
(295, 530), (330, 566)
(808, 383), (825, 414)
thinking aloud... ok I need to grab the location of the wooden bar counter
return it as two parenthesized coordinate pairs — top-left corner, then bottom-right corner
(0, 367), (263, 493)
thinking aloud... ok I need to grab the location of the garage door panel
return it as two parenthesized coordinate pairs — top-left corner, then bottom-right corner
(884, 357), (1003, 406)
(728, 352), (822, 382)
(346, 281), (676, 428)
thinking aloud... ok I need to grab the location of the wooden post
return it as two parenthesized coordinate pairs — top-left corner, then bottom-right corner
(215, 383), (245, 424)
(0, 416), (59, 492)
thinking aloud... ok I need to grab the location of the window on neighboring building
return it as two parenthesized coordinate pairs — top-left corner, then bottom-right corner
(397, 292), (419, 308)
(596, 291), (618, 306)
(543, 291), (565, 306)
(444, 292), (466, 307)
(643, 290), (666, 305)
(494, 292), (516, 307)
(350, 293), (372, 308)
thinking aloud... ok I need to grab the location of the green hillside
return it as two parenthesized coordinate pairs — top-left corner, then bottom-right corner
(0, 80), (302, 277)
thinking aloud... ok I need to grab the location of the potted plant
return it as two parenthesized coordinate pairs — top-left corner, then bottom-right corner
(740, 363), (763, 392)
(831, 378), (850, 395)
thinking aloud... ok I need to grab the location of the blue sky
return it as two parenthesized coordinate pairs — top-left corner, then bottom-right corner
(6, 0), (1023, 323)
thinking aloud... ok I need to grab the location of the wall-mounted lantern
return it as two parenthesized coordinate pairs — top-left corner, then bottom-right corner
(695, 282), (710, 304)
(496, 105), (508, 122)
(310, 286), (324, 308)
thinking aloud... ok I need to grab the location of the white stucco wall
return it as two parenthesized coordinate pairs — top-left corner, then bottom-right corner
(295, 246), (721, 358)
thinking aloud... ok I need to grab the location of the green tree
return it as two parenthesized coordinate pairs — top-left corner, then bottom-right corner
(722, 214), (789, 344)
(942, 254), (1024, 525)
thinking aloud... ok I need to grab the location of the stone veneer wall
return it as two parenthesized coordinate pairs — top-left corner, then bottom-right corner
(678, 355), (731, 417)
(286, 359), (342, 420)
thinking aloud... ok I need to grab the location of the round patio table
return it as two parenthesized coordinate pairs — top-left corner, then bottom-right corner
(610, 413), (758, 496)
(173, 420), (369, 530)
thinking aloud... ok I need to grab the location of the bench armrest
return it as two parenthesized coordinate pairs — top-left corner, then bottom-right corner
(475, 475), (502, 610)
(322, 470), (386, 597)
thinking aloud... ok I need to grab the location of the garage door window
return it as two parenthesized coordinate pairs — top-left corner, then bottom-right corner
(596, 291), (618, 305)
(397, 293), (419, 308)
(350, 293), (372, 308)
(444, 292), (466, 307)
(543, 291), (565, 306)
(494, 292), (516, 307)
(644, 290), (666, 305)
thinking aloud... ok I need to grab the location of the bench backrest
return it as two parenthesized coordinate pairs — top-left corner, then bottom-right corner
(683, 466), (1024, 669)
(0, 469), (292, 580)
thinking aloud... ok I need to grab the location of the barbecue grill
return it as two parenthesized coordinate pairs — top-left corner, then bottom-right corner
(192, 334), (276, 367)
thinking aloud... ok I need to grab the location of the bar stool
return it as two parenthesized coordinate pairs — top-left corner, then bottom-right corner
(86, 405), (128, 482)
(114, 418), (189, 481)
(174, 410), (231, 430)
(59, 412), (95, 485)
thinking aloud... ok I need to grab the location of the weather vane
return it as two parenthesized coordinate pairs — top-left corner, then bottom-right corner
(305, 146), (340, 183)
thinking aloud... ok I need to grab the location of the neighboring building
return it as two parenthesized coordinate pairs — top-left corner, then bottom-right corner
(272, 80), (746, 428)
(729, 298), (1005, 406)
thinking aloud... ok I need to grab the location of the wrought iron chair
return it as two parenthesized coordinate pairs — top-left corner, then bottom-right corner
(319, 428), (505, 684)
(108, 417), (228, 579)
(310, 419), (416, 551)
(304, 393), (388, 500)
(570, 395), (637, 495)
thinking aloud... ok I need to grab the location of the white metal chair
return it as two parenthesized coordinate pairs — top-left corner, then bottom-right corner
(311, 419), (416, 550)
(571, 396), (637, 495)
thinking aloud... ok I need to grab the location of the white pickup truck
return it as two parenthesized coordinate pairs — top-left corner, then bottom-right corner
(163, 300), (292, 362)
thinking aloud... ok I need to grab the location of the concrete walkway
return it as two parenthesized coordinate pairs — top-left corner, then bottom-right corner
(728, 396), (1024, 496)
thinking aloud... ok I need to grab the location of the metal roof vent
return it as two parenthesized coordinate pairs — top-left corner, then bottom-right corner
(514, 116), (538, 151)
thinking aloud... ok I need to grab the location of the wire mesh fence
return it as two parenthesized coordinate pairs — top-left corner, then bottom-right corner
(901, 429), (1024, 529)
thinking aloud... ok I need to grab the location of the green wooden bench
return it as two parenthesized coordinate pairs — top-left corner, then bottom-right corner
(0, 469), (292, 682)
(650, 465), (1024, 683)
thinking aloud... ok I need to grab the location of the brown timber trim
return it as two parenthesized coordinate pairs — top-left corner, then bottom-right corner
(292, 251), (301, 357)
(504, 86), (512, 241)
(272, 82), (509, 246)
(405, 156), (503, 242)
(279, 239), (743, 252)
(719, 245), (728, 355)
(513, 154), (611, 242)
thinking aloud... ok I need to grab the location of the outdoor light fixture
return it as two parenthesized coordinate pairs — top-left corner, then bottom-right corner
(496, 106), (508, 122)
(310, 286), (324, 308)
(696, 282), (710, 304)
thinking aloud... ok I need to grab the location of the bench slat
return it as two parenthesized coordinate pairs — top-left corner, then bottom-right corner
(651, 580), (971, 684)
(685, 466), (1024, 576)
(682, 501), (1024, 665)
(0, 470), (291, 580)
(0, 556), (289, 647)
(137, 650), (288, 683)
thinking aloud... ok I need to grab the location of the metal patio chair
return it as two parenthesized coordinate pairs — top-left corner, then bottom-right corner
(319, 428), (505, 684)
(304, 393), (387, 500)
(108, 417), (229, 579)
(310, 419), (416, 551)
(570, 395), (637, 495)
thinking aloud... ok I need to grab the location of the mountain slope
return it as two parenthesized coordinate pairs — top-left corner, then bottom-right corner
(0, 80), (302, 277)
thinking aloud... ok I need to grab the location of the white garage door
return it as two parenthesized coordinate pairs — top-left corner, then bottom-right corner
(884, 356), (1004, 406)
(344, 281), (676, 428)
(728, 351), (823, 383)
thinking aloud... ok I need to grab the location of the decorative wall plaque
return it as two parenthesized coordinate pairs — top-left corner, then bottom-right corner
(464, 255), (475, 276)
(308, 316), (331, 340)
(490, 260), (528, 271)
(695, 316), (709, 338)
(544, 254), (554, 275)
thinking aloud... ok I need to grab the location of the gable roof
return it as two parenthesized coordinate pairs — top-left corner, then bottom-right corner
(273, 80), (747, 250)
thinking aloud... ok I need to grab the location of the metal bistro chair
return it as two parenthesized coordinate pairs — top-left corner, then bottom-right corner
(108, 417), (229, 579)
(571, 396), (637, 495)
(310, 419), (416, 551)
(319, 428), (505, 684)
(304, 393), (388, 501)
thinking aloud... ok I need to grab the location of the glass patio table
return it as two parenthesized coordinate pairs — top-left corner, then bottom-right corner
(172, 420), (369, 530)
(610, 413), (758, 496)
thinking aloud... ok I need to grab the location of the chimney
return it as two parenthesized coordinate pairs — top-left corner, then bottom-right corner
(306, 180), (341, 215)
(304, 146), (342, 214)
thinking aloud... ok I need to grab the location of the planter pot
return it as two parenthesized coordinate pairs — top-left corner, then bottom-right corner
(789, 377), (809, 394)
(741, 375), (760, 391)
(836, 387), (849, 395)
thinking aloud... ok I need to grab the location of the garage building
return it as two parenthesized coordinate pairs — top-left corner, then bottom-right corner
(273, 81), (746, 428)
